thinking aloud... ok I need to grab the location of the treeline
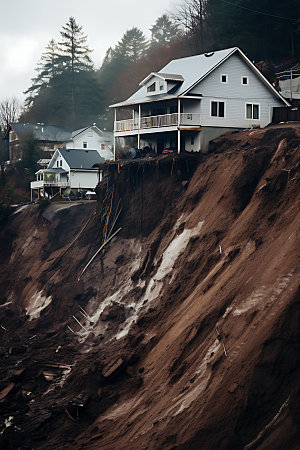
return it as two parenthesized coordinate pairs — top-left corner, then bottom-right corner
(20, 0), (300, 130)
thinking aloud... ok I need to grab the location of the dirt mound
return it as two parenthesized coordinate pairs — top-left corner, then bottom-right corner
(0, 124), (299, 449)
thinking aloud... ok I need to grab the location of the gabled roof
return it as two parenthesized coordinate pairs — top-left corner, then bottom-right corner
(110, 47), (289, 108)
(9, 123), (72, 141)
(139, 72), (184, 86)
(57, 148), (105, 169)
(71, 124), (103, 139)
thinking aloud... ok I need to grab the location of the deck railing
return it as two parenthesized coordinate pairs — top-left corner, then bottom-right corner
(31, 180), (70, 189)
(114, 113), (200, 132)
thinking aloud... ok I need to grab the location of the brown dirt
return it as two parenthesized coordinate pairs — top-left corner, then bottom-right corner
(0, 124), (299, 449)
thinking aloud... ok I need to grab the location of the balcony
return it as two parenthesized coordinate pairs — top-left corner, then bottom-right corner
(114, 113), (200, 132)
(31, 180), (70, 189)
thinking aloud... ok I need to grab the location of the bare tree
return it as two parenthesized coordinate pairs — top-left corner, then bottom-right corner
(172, 0), (209, 52)
(0, 97), (21, 131)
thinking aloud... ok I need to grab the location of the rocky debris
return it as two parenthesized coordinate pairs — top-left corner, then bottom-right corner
(100, 302), (126, 322)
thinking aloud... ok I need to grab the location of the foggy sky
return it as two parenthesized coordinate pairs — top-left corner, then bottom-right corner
(0, 0), (175, 103)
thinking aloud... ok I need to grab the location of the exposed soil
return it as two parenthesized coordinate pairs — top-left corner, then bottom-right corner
(0, 124), (299, 449)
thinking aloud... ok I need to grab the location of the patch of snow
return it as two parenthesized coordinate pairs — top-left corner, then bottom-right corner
(26, 291), (52, 320)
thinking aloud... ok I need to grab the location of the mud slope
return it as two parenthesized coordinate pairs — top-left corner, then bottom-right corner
(0, 124), (299, 449)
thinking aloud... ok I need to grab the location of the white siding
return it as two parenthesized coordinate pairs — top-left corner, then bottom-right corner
(69, 170), (100, 189)
(190, 53), (283, 128)
(65, 128), (113, 160)
(66, 129), (102, 150)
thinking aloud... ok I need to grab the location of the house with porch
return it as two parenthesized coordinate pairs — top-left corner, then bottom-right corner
(30, 148), (104, 201)
(110, 47), (289, 156)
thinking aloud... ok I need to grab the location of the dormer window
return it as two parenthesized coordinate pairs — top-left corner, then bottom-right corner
(221, 74), (228, 83)
(147, 82), (156, 93)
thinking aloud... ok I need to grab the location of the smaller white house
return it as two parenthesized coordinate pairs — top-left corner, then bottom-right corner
(31, 148), (104, 201)
(64, 124), (114, 160)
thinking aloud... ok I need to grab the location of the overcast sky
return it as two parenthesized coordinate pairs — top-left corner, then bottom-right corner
(0, 0), (175, 103)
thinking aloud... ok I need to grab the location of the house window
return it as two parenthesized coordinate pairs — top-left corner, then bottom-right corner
(191, 136), (194, 145)
(147, 82), (156, 93)
(242, 76), (249, 85)
(246, 103), (259, 119)
(57, 160), (59, 167)
(60, 160), (62, 166)
(220, 74), (228, 83)
(83, 142), (87, 148)
(211, 101), (225, 117)
(101, 144), (105, 150)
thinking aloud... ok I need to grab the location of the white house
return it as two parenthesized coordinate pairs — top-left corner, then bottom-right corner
(31, 148), (104, 201)
(110, 47), (289, 156)
(64, 124), (114, 160)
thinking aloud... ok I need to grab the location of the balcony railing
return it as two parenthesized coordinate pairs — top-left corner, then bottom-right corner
(114, 113), (200, 132)
(31, 180), (70, 189)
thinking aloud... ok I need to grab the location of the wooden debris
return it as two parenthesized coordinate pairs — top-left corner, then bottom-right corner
(67, 325), (75, 334)
(102, 357), (125, 379)
(72, 315), (88, 332)
(78, 227), (122, 280)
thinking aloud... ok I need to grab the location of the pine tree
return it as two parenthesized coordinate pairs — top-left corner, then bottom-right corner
(58, 16), (93, 122)
(24, 39), (62, 106)
(150, 14), (179, 47)
(115, 28), (148, 64)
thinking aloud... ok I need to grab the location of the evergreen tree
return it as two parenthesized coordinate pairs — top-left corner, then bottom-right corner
(150, 14), (179, 47)
(115, 27), (149, 63)
(23, 17), (101, 129)
(58, 16), (93, 122)
(58, 17), (93, 73)
(24, 39), (62, 106)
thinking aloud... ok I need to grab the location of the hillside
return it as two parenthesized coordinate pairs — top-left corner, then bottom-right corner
(0, 124), (299, 449)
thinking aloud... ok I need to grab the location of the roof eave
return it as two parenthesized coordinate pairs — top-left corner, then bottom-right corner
(110, 94), (178, 109)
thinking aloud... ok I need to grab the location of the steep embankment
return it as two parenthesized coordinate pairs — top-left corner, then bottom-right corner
(0, 124), (299, 449)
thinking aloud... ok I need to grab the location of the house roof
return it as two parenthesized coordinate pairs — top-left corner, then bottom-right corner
(36, 168), (67, 174)
(139, 72), (184, 86)
(70, 124), (103, 139)
(58, 148), (105, 169)
(110, 47), (289, 108)
(9, 123), (72, 141)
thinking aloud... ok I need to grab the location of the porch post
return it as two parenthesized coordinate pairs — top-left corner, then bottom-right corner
(138, 104), (141, 149)
(177, 98), (181, 154)
(114, 109), (117, 161)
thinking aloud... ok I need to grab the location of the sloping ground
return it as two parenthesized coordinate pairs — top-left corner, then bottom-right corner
(0, 124), (299, 449)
